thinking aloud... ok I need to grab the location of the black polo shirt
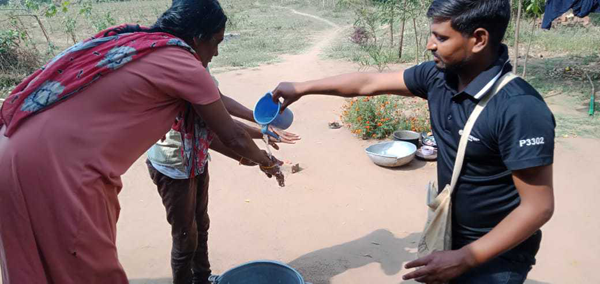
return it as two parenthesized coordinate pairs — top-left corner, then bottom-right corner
(404, 45), (555, 263)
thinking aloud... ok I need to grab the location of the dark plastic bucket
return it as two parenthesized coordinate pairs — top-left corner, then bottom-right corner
(209, 260), (311, 284)
(393, 130), (420, 148)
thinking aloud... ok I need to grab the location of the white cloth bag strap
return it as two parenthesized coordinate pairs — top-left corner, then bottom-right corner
(447, 72), (518, 194)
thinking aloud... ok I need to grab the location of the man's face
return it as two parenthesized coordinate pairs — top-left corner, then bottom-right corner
(426, 20), (473, 72)
(194, 28), (225, 68)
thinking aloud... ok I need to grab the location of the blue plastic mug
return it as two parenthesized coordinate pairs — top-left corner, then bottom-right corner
(253, 92), (294, 140)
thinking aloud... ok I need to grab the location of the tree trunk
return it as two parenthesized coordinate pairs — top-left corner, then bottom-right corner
(33, 15), (52, 48)
(372, 25), (377, 46)
(399, 17), (406, 58)
(513, 0), (523, 73)
(413, 17), (419, 64)
(12, 16), (39, 53)
(398, 0), (407, 59)
(389, 7), (394, 47)
(522, 17), (537, 78)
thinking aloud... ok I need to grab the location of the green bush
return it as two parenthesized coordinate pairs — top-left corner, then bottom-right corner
(0, 28), (38, 73)
(1, 29), (39, 99)
(0, 29), (22, 54)
(91, 11), (117, 32)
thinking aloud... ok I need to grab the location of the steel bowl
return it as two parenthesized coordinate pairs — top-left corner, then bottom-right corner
(392, 130), (421, 148)
(365, 141), (417, 167)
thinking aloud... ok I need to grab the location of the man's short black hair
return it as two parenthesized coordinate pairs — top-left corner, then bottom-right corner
(427, 0), (511, 49)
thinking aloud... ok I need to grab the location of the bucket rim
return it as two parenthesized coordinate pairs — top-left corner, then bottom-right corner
(214, 259), (305, 283)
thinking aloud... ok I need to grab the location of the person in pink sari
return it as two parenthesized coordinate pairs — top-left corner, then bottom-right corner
(0, 0), (282, 283)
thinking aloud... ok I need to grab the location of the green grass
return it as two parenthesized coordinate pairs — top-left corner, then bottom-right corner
(210, 3), (330, 71)
(323, 27), (363, 61)
(323, 25), (428, 72)
(555, 113), (600, 138)
(0, 0), (170, 97)
(319, 3), (600, 138)
(520, 55), (599, 95)
(526, 25), (600, 57)
(306, 3), (600, 138)
(322, 9), (432, 68)
(3, 0), (600, 136)
(503, 16), (600, 59)
(278, 0), (355, 26)
(5, 0), (341, 68)
(517, 54), (600, 138)
(546, 84), (598, 138)
(0, 0), (334, 95)
(591, 14), (600, 26)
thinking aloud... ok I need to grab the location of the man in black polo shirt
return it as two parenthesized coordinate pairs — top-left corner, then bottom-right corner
(271, 0), (555, 283)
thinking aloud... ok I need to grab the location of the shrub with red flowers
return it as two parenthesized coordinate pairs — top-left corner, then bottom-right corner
(341, 95), (431, 139)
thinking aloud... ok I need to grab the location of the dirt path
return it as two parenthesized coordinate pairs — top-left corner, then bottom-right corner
(0, 8), (590, 284)
(275, 6), (340, 29)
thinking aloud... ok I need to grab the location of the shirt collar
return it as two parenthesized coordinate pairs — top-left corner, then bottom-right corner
(437, 44), (512, 100)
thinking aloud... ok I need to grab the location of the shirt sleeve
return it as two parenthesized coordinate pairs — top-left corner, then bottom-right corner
(498, 94), (556, 171)
(151, 47), (220, 105)
(403, 61), (440, 99)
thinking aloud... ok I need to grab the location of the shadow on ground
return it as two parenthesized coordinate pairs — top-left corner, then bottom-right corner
(288, 229), (419, 284)
(389, 159), (429, 171)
